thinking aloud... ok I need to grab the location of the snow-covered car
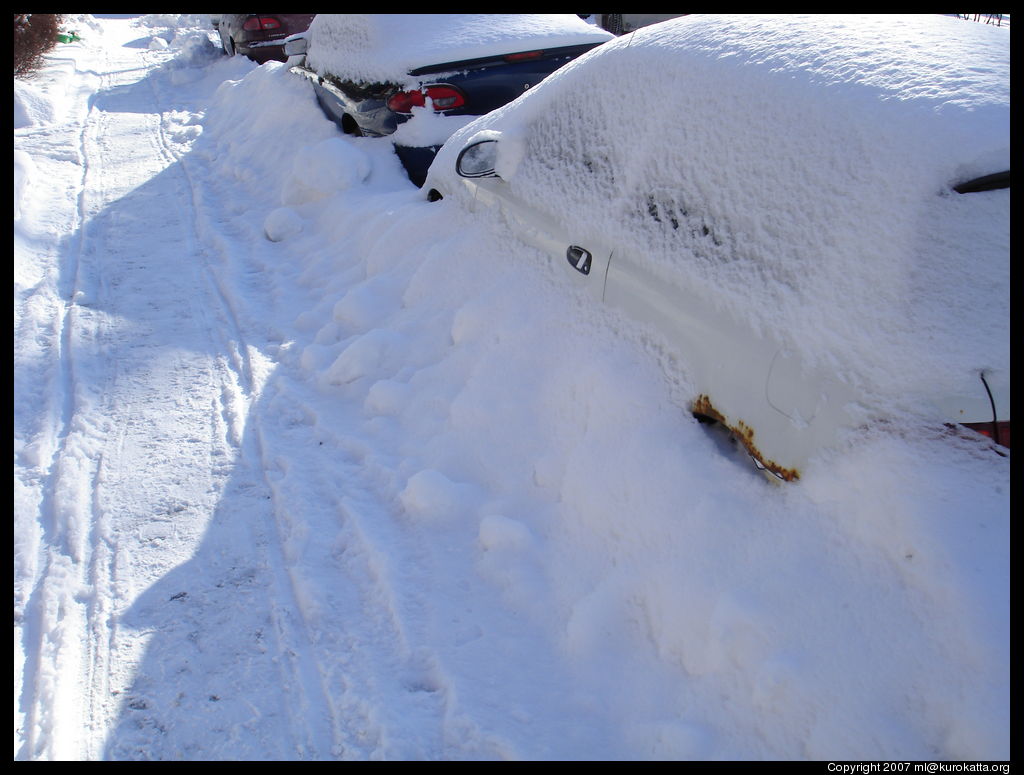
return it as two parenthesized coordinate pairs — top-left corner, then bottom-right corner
(591, 13), (687, 34)
(284, 14), (613, 186)
(217, 13), (315, 64)
(423, 14), (1010, 481)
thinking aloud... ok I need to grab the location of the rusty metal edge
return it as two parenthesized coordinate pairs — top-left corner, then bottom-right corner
(692, 394), (800, 482)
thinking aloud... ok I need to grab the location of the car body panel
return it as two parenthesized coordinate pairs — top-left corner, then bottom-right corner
(457, 174), (855, 480)
(929, 370), (1009, 427)
(217, 14), (315, 64)
(424, 15), (1009, 477)
(445, 163), (1012, 479)
(292, 68), (398, 137)
(468, 175), (614, 305)
(408, 44), (606, 116)
(295, 43), (605, 137)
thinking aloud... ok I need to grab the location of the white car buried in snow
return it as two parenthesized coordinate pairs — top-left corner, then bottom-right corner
(423, 14), (1010, 481)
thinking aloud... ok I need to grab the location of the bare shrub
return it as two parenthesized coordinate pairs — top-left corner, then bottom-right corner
(14, 14), (63, 78)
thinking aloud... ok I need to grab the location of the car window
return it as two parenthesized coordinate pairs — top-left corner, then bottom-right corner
(644, 193), (722, 247)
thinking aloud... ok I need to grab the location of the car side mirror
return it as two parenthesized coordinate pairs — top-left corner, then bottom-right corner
(283, 35), (308, 58)
(456, 140), (499, 178)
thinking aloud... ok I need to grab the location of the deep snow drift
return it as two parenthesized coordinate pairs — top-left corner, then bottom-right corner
(14, 15), (1009, 761)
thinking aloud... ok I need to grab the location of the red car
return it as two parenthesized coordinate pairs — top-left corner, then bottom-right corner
(216, 14), (315, 64)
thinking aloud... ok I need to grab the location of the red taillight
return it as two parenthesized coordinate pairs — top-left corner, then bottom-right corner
(242, 16), (281, 31)
(387, 85), (465, 114)
(504, 50), (544, 62)
(425, 85), (465, 110)
(387, 90), (425, 113)
(962, 421), (1011, 448)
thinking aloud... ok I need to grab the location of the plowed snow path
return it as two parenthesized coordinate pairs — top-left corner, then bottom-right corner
(14, 21), (268, 759)
(14, 19), (478, 760)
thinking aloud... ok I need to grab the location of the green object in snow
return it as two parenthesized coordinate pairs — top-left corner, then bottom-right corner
(56, 31), (81, 44)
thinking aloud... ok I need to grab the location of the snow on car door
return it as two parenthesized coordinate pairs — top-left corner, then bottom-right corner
(469, 176), (612, 303)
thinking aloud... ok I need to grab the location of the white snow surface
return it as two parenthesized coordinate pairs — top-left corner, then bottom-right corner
(14, 14), (1009, 762)
(430, 14), (1011, 418)
(306, 14), (613, 85)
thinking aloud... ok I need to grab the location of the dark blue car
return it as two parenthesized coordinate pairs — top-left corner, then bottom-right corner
(286, 15), (613, 186)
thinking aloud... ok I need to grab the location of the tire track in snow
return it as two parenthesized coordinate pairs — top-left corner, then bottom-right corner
(35, 46), (188, 762)
(250, 377), (442, 758)
(69, 73), (163, 764)
(20, 23), (460, 757)
(19, 30), (260, 759)
(141, 67), (343, 757)
(143, 66), (463, 757)
(18, 48), (108, 760)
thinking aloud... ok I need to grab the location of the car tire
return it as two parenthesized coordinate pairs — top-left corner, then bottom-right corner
(341, 114), (363, 137)
(602, 14), (624, 35)
(220, 30), (234, 56)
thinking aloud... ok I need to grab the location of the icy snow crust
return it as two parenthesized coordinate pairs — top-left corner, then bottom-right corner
(14, 14), (1009, 762)
(306, 14), (614, 86)
(432, 14), (1010, 417)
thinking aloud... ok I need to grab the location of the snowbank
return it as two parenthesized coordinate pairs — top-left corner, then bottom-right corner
(13, 150), (36, 219)
(14, 80), (57, 129)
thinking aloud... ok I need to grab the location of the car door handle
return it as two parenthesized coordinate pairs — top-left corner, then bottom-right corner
(567, 245), (592, 275)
